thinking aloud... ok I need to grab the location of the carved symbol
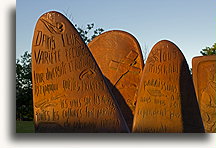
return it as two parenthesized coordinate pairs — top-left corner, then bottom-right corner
(148, 49), (160, 64)
(109, 50), (141, 86)
(35, 94), (65, 109)
(79, 69), (96, 80)
(147, 89), (164, 97)
(35, 99), (58, 110)
(40, 18), (65, 34)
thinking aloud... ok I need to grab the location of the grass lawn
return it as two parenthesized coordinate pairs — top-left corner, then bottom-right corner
(16, 121), (35, 133)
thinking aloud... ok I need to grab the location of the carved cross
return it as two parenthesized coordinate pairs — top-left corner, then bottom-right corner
(109, 50), (141, 86)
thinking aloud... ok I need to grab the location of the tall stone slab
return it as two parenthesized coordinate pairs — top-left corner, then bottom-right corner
(88, 30), (144, 130)
(132, 40), (204, 133)
(192, 55), (216, 133)
(31, 11), (129, 132)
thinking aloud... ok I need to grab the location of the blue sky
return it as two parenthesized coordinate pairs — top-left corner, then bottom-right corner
(16, 0), (216, 68)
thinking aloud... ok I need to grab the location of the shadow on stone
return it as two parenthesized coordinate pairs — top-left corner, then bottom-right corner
(103, 76), (133, 132)
(180, 60), (204, 133)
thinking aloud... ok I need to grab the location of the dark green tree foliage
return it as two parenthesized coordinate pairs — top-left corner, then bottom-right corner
(200, 43), (216, 56)
(75, 23), (104, 44)
(16, 24), (104, 120)
(16, 51), (33, 120)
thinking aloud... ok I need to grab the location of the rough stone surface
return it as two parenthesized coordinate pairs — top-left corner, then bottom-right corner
(192, 55), (216, 133)
(32, 11), (129, 133)
(132, 40), (204, 133)
(88, 30), (144, 130)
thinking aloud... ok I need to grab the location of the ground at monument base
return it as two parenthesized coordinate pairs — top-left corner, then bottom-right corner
(16, 121), (34, 133)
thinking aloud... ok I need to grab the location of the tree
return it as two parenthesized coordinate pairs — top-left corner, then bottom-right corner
(200, 43), (216, 56)
(16, 51), (33, 120)
(16, 23), (104, 120)
(75, 23), (104, 44)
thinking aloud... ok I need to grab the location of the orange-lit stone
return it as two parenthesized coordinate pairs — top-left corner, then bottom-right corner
(88, 30), (144, 130)
(132, 40), (204, 133)
(32, 11), (129, 132)
(192, 55), (216, 133)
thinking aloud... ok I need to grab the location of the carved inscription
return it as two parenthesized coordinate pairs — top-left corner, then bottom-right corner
(34, 49), (60, 65)
(32, 11), (128, 132)
(34, 30), (56, 49)
(133, 40), (188, 133)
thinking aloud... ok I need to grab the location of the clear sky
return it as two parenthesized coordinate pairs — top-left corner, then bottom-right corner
(16, 0), (216, 68)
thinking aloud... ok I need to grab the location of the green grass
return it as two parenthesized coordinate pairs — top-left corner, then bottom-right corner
(16, 121), (35, 133)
